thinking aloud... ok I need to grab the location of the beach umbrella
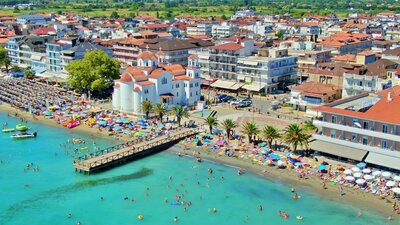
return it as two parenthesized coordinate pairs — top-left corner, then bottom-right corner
(364, 175), (373, 181)
(386, 181), (396, 187)
(372, 171), (381, 177)
(382, 172), (392, 178)
(353, 172), (362, 178)
(139, 117), (146, 122)
(356, 179), (366, 185)
(97, 121), (107, 126)
(295, 162), (302, 167)
(391, 187), (400, 194)
(345, 176), (355, 181)
(277, 160), (284, 166)
(318, 165), (327, 171)
(362, 168), (371, 174)
(44, 111), (52, 116)
(344, 169), (352, 175)
(393, 176), (400, 181)
(268, 153), (280, 159)
(260, 142), (266, 147)
(352, 167), (360, 172)
(356, 162), (367, 169)
(114, 126), (121, 131)
(157, 124), (165, 128)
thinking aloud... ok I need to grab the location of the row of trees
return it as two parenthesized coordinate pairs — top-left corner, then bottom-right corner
(204, 116), (316, 152)
(140, 100), (189, 127)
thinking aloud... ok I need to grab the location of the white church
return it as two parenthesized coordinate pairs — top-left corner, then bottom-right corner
(112, 50), (202, 115)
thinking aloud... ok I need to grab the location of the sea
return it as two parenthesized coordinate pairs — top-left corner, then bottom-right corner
(0, 112), (397, 225)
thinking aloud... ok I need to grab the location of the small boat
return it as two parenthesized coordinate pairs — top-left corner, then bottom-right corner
(11, 131), (37, 139)
(16, 124), (29, 131)
(2, 128), (15, 133)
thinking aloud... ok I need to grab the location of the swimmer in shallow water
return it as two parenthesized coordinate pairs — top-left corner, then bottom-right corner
(174, 216), (178, 222)
(258, 205), (263, 211)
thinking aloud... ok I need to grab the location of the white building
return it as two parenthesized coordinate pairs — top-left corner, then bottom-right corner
(236, 48), (297, 93)
(112, 51), (201, 114)
(187, 23), (213, 37)
(211, 22), (238, 38)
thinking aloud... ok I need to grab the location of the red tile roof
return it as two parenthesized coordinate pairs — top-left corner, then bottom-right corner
(210, 42), (243, 51)
(137, 51), (157, 60)
(136, 80), (155, 86)
(314, 86), (400, 124)
(30, 27), (55, 35)
(148, 69), (164, 78)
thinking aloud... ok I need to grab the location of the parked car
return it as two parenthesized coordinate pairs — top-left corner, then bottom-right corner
(227, 97), (237, 103)
(238, 100), (252, 108)
(230, 99), (241, 105)
(223, 96), (235, 102)
(217, 94), (227, 101)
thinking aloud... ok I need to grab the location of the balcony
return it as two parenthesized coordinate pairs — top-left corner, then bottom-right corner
(313, 120), (400, 142)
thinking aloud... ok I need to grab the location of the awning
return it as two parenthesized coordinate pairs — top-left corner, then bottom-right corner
(160, 93), (174, 99)
(310, 140), (368, 161)
(242, 84), (263, 92)
(365, 152), (400, 170)
(210, 80), (243, 90)
(31, 55), (42, 61)
(33, 68), (46, 74)
(243, 61), (258, 66)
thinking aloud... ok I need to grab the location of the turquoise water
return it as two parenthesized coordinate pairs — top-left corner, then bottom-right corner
(0, 112), (397, 225)
(192, 109), (213, 117)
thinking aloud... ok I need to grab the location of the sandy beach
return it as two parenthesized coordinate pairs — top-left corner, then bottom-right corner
(168, 143), (399, 220)
(0, 102), (398, 222)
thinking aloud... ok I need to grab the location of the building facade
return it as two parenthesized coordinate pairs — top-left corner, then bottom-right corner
(112, 51), (201, 114)
(312, 86), (400, 171)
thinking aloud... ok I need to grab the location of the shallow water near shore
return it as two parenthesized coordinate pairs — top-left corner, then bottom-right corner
(0, 112), (397, 225)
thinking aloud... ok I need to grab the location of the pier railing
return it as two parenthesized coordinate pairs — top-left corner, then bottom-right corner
(73, 128), (198, 173)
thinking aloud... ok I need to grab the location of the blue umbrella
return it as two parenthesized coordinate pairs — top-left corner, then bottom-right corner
(268, 153), (280, 159)
(289, 158), (297, 163)
(97, 121), (107, 126)
(260, 142), (266, 147)
(139, 118), (146, 122)
(295, 162), (302, 166)
(114, 126), (121, 131)
(318, 165), (327, 171)
(158, 124), (165, 128)
(206, 133), (212, 137)
(356, 162), (366, 169)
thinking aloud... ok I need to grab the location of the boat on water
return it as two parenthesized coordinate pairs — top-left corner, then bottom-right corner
(2, 128), (15, 133)
(11, 131), (37, 139)
(16, 124), (29, 131)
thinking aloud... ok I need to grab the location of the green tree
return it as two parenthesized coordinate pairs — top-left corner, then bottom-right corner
(10, 65), (21, 72)
(302, 120), (317, 132)
(0, 47), (10, 72)
(154, 103), (167, 122)
(204, 116), (219, 134)
(141, 100), (153, 120)
(262, 125), (281, 149)
(110, 11), (120, 18)
(220, 118), (237, 140)
(172, 105), (189, 127)
(275, 30), (284, 40)
(221, 14), (228, 20)
(282, 124), (311, 152)
(66, 50), (120, 95)
(156, 11), (159, 18)
(24, 66), (35, 79)
(241, 121), (260, 143)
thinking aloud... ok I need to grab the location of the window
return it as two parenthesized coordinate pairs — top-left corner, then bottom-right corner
(382, 124), (388, 133)
(331, 115), (337, 124)
(176, 84), (179, 88)
(368, 82), (372, 87)
(196, 91), (198, 96)
(190, 84), (193, 88)
(351, 133), (357, 141)
(162, 77), (167, 84)
(144, 89), (149, 94)
(363, 121), (369, 129)
(176, 92), (179, 97)
(330, 130), (336, 138)
(190, 92), (192, 97)
(381, 140), (387, 149)
(362, 137), (368, 145)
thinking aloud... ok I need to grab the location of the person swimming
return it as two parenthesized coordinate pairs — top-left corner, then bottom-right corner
(174, 216), (178, 222)
(258, 205), (263, 211)
(68, 214), (72, 218)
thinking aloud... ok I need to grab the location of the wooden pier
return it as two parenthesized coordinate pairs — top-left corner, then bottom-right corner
(73, 128), (198, 174)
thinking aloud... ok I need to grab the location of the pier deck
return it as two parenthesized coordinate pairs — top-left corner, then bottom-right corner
(73, 128), (197, 174)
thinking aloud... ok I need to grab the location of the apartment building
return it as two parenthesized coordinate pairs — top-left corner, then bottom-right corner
(319, 32), (372, 55)
(139, 38), (213, 66)
(46, 38), (78, 73)
(6, 35), (53, 73)
(236, 48), (297, 93)
(186, 23), (213, 37)
(112, 38), (144, 66)
(281, 40), (332, 82)
(311, 86), (400, 171)
(211, 22), (238, 38)
(342, 59), (398, 97)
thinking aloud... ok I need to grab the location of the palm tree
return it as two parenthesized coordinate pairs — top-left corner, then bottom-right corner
(220, 118), (238, 140)
(241, 121), (260, 143)
(303, 120), (318, 132)
(154, 103), (167, 122)
(172, 105), (189, 127)
(204, 116), (219, 134)
(262, 125), (281, 149)
(141, 100), (153, 120)
(282, 123), (311, 152)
